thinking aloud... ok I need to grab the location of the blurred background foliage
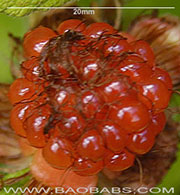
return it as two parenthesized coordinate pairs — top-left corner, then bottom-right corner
(0, 0), (180, 194)
(0, 15), (28, 83)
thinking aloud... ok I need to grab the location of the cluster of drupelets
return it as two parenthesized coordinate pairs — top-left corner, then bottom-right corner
(9, 19), (172, 177)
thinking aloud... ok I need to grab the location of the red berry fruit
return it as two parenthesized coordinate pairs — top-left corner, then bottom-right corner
(9, 20), (172, 182)
(137, 78), (171, 113)
(23, 26), (57, 58)
(56, 109), (85, 141)
(53, 89), (76, 111)
(8, 78), (42, 105)
(10, 103), (32, 137)
(84, 22), (116, 38)
(98, 122), (127, 152)
(109, 97), (151, 133)
(104, 149), (135, 171)
(77, 130), (105, 161)
(57, 19), (86, 35)
(153, 67), (173, 91)
(151, 112), (166, 135)
(96, 76), (132, 103)
(81, 90), (102, 118)
(95, 105), (110, 121)
(73, 157), (104, 176)
(78, 55), (100, 82)
(31, 149), (98, 188)
(118, 55), (153, 82)
(25, 105), (51, 148)
(127, 127), (155, 154)
(103, 37), (132, 57)
(132, 40), (155, 67)
(21, 57), (50, 82)
(43, 136), (74, 169)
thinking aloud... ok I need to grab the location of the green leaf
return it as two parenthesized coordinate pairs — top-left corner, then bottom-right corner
(172, 114), (180, 122)
(77, 0), (92, 7)
(0, 0), (73, 17)
(169, 92), (180, 107)
(0, 175), (31, 195)
(169, 93), (180, 123)
(3, 168), (30, 181)
(0, 168), (30, 195)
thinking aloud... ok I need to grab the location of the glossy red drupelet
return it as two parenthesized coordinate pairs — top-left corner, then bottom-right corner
(9, 19), (172, 177)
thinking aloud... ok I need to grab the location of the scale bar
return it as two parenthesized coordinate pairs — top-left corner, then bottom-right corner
(7, 6), (175, 10)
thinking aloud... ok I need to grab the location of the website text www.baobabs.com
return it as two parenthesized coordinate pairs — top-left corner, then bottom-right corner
(3, 186), (175, 194)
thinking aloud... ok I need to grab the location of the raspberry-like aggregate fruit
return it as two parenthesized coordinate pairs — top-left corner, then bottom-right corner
(118, 54), (153, 82)
(9, 19), (172, 181)
(131, 40), (155, 66)
(25, 105), (51, 148)
(43, 136), (74, 169)
(31, 149), (98, 188)
(137, 78), (170, 112)
(127, 127), (155, 154)
(81, 90), (102, 118)
(84, 22), (116, 38)
(98, 122), (127, 152)
(21, 57), (50, 82)
(104, 149), (135, 171)
(73, 157), (104, 176)
(77, 130), (105, 161)
(57, 19), (86, 35)
(108, 97), (151, 133)
(8, 78), (42, 104)
(102, 37), (132, 57)
(10, 103), (31, 137)
(55, 109), (86, 141)
(151, 112), (166, 135)
(23, 26), (57, 58)
(96, 76), (132, 103)
(153, 67), (173, 90)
